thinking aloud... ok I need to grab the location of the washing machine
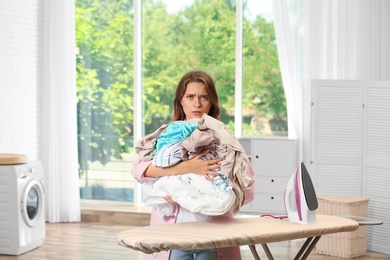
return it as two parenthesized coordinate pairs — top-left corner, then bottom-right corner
(0, 159), (45, 255)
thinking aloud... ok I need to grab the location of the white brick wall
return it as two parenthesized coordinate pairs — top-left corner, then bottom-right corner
(0, 0), (43, 161)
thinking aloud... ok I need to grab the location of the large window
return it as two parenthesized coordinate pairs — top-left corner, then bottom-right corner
(242, 0), (286, 136)
(76, 1), (135, 202)
(76, 0), (286, 204)
(141, 0), (238, 133)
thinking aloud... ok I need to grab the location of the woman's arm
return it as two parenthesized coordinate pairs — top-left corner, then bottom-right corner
(145, 149), (223, 181)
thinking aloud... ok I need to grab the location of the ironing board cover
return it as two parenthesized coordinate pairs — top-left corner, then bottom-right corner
(116, 214), (359, 254)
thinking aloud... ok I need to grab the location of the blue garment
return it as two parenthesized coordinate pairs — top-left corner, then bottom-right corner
(153, 141), (183, 167)
(155, 121), (198, 153)
(170, 248), (217, 260)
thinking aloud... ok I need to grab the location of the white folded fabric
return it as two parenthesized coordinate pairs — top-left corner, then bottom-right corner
(142, 173), (236, 217)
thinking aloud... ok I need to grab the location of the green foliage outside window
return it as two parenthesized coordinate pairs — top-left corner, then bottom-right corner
(76, 0), (286, 175)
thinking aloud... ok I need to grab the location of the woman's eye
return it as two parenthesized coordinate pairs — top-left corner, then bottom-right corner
(201, 96), (209, 101)
(186, 95), (194, 99)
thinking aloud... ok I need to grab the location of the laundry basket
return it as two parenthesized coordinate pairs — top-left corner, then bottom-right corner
(315, 195), (369, 258)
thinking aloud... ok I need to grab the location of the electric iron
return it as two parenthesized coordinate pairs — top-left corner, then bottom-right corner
(284, 162), (318, 224)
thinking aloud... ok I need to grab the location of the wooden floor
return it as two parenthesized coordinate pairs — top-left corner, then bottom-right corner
(0, 222), (389, 260)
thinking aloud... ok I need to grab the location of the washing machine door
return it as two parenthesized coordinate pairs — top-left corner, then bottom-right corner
(21, 179), (44, 228)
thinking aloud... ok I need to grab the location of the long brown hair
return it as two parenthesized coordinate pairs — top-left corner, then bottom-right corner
(172, 70), (221, 121)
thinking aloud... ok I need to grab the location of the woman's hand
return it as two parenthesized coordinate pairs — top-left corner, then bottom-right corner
(183, 149), (223, 181)
(164, 195), (178, 205)
(144, 149), (223, 180)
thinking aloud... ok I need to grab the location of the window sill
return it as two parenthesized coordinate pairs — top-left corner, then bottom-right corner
(81, 199), (151, 213)
(80, 200), (151, 226)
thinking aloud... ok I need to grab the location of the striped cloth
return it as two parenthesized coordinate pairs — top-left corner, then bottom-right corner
(116, 215), (359, 254)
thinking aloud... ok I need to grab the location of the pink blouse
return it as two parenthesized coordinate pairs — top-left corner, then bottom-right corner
(131, 157), (256, 260)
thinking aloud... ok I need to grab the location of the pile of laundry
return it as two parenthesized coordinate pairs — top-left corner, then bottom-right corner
(136, 114), (251, 217)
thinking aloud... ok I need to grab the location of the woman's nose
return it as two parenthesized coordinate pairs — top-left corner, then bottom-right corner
(194, 98), (201, 107)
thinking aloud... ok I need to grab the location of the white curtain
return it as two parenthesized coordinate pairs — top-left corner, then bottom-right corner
(43, 0), (80, 222)
(272, 0), (390, 160)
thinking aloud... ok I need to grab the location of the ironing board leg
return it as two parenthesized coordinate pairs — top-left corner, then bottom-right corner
(293, 236), (321, 260)
(248, 245), (262, 260)
(247, 244), (275, 260)
(248, 236), (321, 260)
(261, 244), (274, 260)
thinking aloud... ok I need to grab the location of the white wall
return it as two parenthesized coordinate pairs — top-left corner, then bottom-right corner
(0, 0), (44, 161)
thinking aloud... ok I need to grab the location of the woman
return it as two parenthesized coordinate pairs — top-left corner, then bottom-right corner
(131, 70), (255, 260)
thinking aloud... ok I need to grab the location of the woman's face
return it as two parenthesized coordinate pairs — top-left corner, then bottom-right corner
(181, 82), (212, 121)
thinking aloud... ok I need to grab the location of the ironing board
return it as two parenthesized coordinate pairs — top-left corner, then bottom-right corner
(116, 214), (359, 260)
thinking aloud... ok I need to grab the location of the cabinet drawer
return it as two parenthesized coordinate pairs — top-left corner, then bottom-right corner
(251, 193), (286, 213)
(251, 139), (296, 177)
(256, 176), (289, 193)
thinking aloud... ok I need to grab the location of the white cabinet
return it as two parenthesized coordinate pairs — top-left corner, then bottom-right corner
(303, 79), (390, 255)
(238, 137), (297, 214)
